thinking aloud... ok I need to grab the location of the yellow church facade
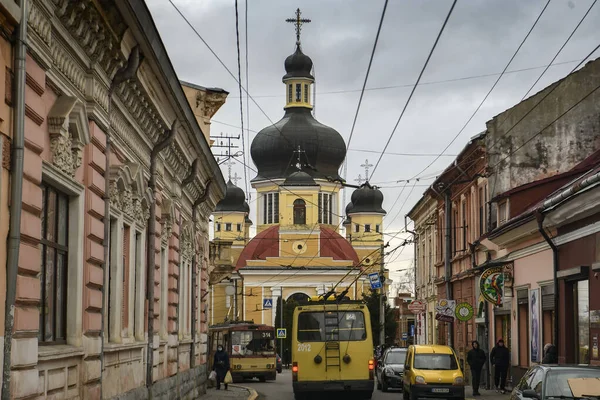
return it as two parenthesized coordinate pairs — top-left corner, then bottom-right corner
(209, 20), (389, 326)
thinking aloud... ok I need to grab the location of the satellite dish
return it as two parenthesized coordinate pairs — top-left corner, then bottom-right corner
(225, 285), (235, 296)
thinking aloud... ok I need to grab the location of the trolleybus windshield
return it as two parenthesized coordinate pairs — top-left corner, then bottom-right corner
(231, 330), (275, 356)
(297, 311), (367, 342)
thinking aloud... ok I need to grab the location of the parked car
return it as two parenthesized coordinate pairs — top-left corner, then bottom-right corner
(376, 347), (407, 392)
(276, 354), (282, 373)
(403, 345), (465, 400)
(510, 365), (600, 400)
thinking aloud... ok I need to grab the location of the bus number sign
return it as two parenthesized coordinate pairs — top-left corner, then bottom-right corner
(297, 343), (311, 352)
(262, 331), (273, 338)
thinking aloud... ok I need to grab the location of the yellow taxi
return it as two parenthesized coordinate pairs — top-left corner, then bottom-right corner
(403, 345), (465, 400)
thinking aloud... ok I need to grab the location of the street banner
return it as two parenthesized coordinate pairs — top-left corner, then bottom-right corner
(435, 299), (456, 323)
(480, 266), (504, 306)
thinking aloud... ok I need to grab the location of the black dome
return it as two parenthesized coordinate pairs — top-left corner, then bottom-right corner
(283, 170), (317, 186)
(243, 201), (253, 224)
(215, 180), (246, 212)
(250, 108), (346, 181)
(283, 45), (314, 80)
(343, 201), (354, 225)
(349, 182), (386, 214)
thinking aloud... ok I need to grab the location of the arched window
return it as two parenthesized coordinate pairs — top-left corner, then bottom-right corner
(293, 199), (306, 225)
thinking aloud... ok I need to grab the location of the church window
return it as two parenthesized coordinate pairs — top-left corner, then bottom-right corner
(237, 223), (242, 232)
(225, 223), (232, 231)
(365, 224), (371, 233)
(288, 84), (292, 103)
(355, 224), (360, 233)
(304, 84), (309, 103)
(376, 224), (380, 233)
(216, 223), (221, 232)
(263, 193), (280, 224)
(293, 199), (306, 225)
(318, 193), (332, 224)
(295, 84), (302, 102)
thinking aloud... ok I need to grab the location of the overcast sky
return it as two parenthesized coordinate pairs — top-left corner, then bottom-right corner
(147, 0), (600, 291)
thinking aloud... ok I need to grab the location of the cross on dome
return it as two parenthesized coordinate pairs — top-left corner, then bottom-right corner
(231, 172), (242, 186)
(361, 159), (373, 182)
(354, 174), (364, 185)
(286, 8), (311, 45)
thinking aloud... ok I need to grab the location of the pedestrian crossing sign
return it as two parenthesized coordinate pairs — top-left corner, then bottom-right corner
(277, 328), (287, 339)
(263, 298), (273, 309)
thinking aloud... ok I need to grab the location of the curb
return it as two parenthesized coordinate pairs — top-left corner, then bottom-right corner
(229, 384), (258, 400)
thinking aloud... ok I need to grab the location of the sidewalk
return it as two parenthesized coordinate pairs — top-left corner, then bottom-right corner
(200, 385), (255, 400)
(465, 387), (512, 400)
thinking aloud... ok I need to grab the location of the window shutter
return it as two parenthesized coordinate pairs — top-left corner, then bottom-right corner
(517, 288), (528, 305)
(541, 285), (554, 311)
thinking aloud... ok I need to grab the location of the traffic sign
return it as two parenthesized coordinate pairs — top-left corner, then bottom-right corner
(402, 332), (408, 340)
(408, 300), (426, 314)
(277, 328), (287, 339)
(368, 272), (382, 290)
(263, 298), (273, 309)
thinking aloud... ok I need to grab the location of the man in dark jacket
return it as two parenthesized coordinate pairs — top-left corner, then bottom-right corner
(490, 339), (510, 394)
(213, 345), (230, 390)
(542, 344), (558, 364)
(467, 340), (486, 396)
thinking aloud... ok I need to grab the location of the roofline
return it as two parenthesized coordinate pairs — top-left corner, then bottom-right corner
(180, 80), (229, 95)
(123, 1), (227, 193)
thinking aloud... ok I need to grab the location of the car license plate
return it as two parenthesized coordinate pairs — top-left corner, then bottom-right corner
(432, 388), (450, 393)
(324, 382), (344, 391)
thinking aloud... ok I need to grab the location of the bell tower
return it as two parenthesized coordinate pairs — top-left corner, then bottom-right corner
(284, 9), (313, 110)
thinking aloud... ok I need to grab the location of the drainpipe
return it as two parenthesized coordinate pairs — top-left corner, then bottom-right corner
(190, 179), (212, 368)
(2, 1), (27, 398)
(404, 215), (418, 344)
(536, 212), (559, 359)
(100, 45), (141, 399)
(444, 190), (453, 347)
(146, 121), (177, 388)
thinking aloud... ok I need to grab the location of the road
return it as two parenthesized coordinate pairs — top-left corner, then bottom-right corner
(241, 369), (400, 400)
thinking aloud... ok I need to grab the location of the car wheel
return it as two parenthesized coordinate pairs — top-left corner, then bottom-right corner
(259, 376), (266, 382)
(376, 376), (382, 390)
(382, 379), (388, 392)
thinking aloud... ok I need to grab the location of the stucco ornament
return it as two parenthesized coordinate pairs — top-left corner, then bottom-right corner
(121, 188), (134, 218)
(109, 182), (122, 209)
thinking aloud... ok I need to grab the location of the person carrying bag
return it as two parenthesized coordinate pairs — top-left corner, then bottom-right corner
(213, 345), (231, 390)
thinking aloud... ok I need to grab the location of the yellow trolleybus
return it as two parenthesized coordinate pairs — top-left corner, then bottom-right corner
(208, 321), (277, 382)
(292, 296), (374, 400)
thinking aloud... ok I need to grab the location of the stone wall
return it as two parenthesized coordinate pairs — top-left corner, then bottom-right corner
(113, 365), (207, 400)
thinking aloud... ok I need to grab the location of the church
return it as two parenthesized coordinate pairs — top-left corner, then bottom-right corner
(209, 10), (389, 327)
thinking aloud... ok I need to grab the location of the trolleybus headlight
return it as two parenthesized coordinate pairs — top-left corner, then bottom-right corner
(415, 376), (427, 384)
(454, 377), (464, 385)
(343, 355), (351, 364)
(314, 355), (322, 364)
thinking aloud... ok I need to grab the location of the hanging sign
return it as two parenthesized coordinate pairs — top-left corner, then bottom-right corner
(435, 299), (456, 323)
(455, 302), (474, 321)
(408, 300), (426, 314)
(480, 267), (505, 306)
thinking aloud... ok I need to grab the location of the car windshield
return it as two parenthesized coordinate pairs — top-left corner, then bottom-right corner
(231, 330), (275, 356)
(545, 369), (600, 398)
(385, 351), (407, 365)
(414, 354), (458, 370)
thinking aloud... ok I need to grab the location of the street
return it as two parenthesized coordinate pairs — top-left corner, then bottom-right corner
(241, 370), (400, 400)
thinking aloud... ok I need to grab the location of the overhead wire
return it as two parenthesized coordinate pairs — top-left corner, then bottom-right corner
(234, 0), (250, 197)
(369, 0), (458, 180)
(244, 0), (251, 202)
(341, 0), (390, 209)
(409, 0), (553, 181)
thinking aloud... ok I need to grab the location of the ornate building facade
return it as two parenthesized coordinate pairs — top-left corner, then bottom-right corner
(209, 14), (388, 329)
(1, 1), (227, 398)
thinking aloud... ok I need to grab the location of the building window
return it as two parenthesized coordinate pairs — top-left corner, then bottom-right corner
(179, 258), (192, 338)
(355, 224), (360, 233)
(461, 199), (467, 252)
(133, 231), (142, 338)
(375, 224), (380, 233)
(365, 224), (371, 233)
(40, 184), (69, 343)
(263, 192), (279, 224)
(304, 84), (309, 103)
(225, 223), (232, 232)
(498, 200), (508, 225)
(288, 84), (292, 103)
(318, 192), (333, 224)
(478, 186), (485, 236)
(293, 199), (307, 225)
(160, 247), (168, 339)
(216, 223), (221, 232)
(107, 218), (117, 341)
(453, 206), (458, 255)
(295, 83), (301, 102)
(237, 223), (242, 232)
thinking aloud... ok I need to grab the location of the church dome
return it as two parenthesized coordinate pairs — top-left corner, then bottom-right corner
(250, 108), (346, 181)
(283, 170), (318, 186)
(343, 201), (353, 225)
(243, 201), (253, 224)
(283, 45), (314, 80)
(215, 180), (246, 212)
(349, 182), (386, 214)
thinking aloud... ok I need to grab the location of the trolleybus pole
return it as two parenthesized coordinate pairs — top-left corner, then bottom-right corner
(380, 244), (385, 346)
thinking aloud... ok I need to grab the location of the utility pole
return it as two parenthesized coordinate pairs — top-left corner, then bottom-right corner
(444, 190), (454, 347)
(280, 292), (284, 363)
(379, 244), (386, 346)
(210, 133), (242, 165)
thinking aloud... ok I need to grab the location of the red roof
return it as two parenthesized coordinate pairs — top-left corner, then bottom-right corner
(235, 225), (359, 271)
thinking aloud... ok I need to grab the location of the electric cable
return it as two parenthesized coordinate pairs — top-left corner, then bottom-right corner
(234, 0), (250, 198)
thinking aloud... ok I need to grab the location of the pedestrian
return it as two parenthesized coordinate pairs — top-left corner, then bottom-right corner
(467, 340), (487, 396)
(213, 344), (230, 390)
(490, 338), (510, 394)
(542, 343), (558, 364)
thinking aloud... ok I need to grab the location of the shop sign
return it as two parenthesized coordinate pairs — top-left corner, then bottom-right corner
(435, 299), (456, 323)
(455, 302), (474, 321)
(480, 267), (505, 306)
